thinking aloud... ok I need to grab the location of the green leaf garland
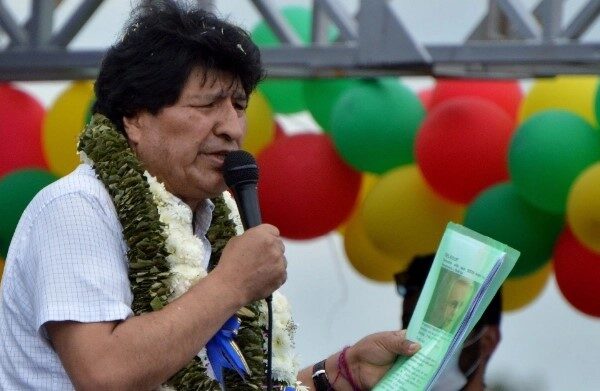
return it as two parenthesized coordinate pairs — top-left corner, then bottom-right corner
(78, 114), (275, 390)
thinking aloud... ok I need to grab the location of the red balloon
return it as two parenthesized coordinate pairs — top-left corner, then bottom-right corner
(418, 88), (433, 111)
(430, 78), (522, 120)
(553, 228), (600, 317)
(273, 121), (287, 139)
(415, 97), (514, 204)
(0, 84), (47, 177)
(258, 134), (361, 239)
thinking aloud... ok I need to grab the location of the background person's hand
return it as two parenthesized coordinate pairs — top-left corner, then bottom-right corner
(345, 330), (420, 389)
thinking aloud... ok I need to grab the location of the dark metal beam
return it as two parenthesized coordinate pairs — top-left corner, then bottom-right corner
(562, 0), (600, 39)
(0, 2), (28, 46)
(29, 0), (54, 47)
(50, 0), (104, 47)
(249, 0), (302, 45)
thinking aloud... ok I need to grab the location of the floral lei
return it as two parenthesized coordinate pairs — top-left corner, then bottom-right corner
(77, 114), (303, 390)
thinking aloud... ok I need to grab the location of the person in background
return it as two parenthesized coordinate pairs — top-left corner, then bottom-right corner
(395, 254), (502, 391)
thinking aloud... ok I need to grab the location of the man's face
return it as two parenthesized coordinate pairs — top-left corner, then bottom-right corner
(441, 280), (470, 329)
(125, 68), (248, 208)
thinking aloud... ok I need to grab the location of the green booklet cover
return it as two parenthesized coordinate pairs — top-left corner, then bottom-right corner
(374, 222), (520, 391)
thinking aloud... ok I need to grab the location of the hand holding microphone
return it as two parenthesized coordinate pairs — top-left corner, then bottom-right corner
(214, 150), (286, 305)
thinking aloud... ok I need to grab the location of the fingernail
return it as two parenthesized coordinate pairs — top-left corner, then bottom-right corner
(408, 342), (419, 353)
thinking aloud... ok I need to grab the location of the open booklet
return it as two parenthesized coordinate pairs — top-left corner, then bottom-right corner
(374, 222), (520, 391)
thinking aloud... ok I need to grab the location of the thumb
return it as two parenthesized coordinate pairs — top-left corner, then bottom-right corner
(382, 330), (420, 356)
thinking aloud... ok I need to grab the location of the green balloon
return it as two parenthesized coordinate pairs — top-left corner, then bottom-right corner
(304, 78), (365, 132)
(509, 110), (600, 214)
(596, 84), (600, 127)
(84, 98), (95, 126)
(330, 78), (425, 174)
(251, 7), (312, 46)
(252, 7), (338, 114)
(257, 80), (305, 114)
(0, 169), (58, 258)
(464, 183), (564, 277)
(251, 7), (311, 113)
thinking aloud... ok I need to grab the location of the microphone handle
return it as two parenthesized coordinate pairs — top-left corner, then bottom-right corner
(233, 182), (262, 229)
(231, 181), (274, 391)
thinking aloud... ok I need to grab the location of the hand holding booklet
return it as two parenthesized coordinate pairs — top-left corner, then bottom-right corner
(374, 222), (520, 391)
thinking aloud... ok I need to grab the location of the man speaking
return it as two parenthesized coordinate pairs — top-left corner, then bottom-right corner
(0, 1), (419, 390)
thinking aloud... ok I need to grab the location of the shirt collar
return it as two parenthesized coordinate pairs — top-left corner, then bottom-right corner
(194, 198), (215, 237)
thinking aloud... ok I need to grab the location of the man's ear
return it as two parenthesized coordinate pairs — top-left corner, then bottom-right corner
(123, 114), (144, 145)
(480, 325), (501, 360)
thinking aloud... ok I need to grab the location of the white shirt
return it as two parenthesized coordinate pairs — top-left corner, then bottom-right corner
(0, 164), (213, 390)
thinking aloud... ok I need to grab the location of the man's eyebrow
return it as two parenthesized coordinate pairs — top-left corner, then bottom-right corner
(186, 91), (247, 101)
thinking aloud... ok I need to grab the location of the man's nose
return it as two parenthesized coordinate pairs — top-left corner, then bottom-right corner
(214, 100), (245, 141)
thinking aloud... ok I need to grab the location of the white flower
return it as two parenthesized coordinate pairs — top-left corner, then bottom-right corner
(223, 191), (244, 235)
(78, 150), (95, 166)
(145, 173), (299, 386)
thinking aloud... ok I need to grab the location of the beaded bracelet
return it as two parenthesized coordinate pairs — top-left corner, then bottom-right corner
(338, 346), (361, 391)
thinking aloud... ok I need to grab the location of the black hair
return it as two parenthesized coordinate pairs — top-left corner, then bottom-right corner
(93, 0), (264, 133)
(396, 253), (502, 329)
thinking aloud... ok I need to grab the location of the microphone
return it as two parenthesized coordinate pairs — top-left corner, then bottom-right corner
(223, 150), (274, 391)
(223, 150), (261, 229)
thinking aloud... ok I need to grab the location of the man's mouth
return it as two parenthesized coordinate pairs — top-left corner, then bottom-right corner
(203, 150), (236, 167)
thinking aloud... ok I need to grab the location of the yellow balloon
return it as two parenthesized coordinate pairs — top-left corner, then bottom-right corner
(567, 162), (600, 253)
(242, 91), (275, 156)
(518, 75), (599, 127)
(502, 261), (552, 312)
(43, 81), (95, 176)
(361, 165), (465, 259)
(344, 212), (410, 282)
(337, 173), (379, 235)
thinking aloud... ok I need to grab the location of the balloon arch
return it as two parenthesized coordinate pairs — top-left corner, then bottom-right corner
(2, 7), (600, 319)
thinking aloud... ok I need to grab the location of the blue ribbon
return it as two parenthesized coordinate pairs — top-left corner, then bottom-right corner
(206, 315), (251, 385)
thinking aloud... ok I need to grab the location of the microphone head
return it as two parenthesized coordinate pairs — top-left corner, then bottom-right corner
(223, 150), (259, 188)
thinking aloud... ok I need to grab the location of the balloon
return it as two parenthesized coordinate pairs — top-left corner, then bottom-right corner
(415, 97), (514, 204)
(519, 75), (599, 127)
(0, 84), (47, 177)
(258, 134), (361, 239)
(464, 183), (563, 277)
(508, 110), (600, 214)
(343, 213), (410, 282)
(252, 6), (312, 46)
(331, 78), (425, 174)
(303, 78), (365, 131)
(0, 169), (58, 258)
(418, 88), (433, 111)
(43, 81), (95, 177)
(251, 6), (322, 114)
(502, 262), (552, 312)
(430, 78), (522, 120)
(566, 162), (600, 253)
(361, 165), (464, 259)
(596, 83), (600, 127)
(553, 228), (600, 317)
(273, 120), (287, 139)
(337, 173), (379, 235)
(242, 91), (275, 155)
(84, 98), (95, 126)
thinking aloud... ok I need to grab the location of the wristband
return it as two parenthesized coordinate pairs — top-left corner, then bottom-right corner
(312, 359), (332, 391)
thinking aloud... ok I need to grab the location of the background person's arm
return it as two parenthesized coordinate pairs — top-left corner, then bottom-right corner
(296, 330), (419, 391)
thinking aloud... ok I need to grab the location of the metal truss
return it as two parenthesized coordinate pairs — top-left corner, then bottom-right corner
(1, 0), (600, 81)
